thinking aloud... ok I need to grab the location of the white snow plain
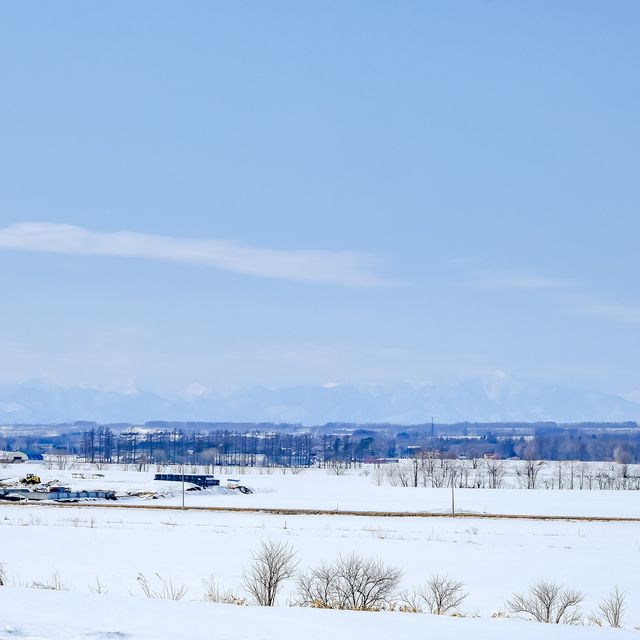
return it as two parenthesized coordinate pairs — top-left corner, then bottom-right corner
(1, 462), (639, 638)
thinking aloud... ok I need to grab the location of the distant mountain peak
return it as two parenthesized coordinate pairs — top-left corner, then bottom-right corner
(180, 382), (210, 399)
(0, 377), (638, 425)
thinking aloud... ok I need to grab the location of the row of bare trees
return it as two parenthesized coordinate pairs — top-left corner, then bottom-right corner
(238, 541), (630, 627)
(380, 456), (541, 490)
(243, 540), (465, 613)
(377, 456), (640, 490)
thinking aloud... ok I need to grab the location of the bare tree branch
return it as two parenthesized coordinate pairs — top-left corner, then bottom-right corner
(295, 553), (402, 611)
(243, 539), (298, 606)
(507, 580), (583, 624)
(400, 575), (467, 615)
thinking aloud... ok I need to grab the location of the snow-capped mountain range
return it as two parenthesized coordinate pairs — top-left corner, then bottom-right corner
(0, 374), (638, 425)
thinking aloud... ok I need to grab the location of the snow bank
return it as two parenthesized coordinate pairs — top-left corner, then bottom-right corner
(1, 588), (636, 640)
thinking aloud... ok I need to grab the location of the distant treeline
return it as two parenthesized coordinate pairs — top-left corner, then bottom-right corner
(2, 421), (640, 465)
(6, 419), (638, 436)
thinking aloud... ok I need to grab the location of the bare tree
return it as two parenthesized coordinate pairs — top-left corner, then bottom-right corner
(616, 464), (631, 490)
(295, 561), (341, 609)
(296, 553), (402, 611)
(430, 463), (448, 488)
(454, 460), (471, 488)
(328, 462), (346, 476)
(507, 580), (584, 624)
(387, 462), (412, 487)
(588, 587), (626, 628)
(334, 554), (402, 610)
(243, 539), (298, 606)
(420, 450), (439, 487)
(409, 457), (420, 487)
(53, 453), (71, 470)
(371, 467), (385, 486)
(485, 459), (505, 489)
(401, 575), (467, 615)
(516, 458), (545, 489)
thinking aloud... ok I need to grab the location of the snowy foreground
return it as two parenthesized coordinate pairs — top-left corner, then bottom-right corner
(2, 588), (639, 640)
(1, 463), (640, 637)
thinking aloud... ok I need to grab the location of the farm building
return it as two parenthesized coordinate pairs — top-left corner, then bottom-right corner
(154, 473), (219, 488)
(0, 450), (28, 463)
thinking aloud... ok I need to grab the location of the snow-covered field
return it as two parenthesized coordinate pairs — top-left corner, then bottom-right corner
(1, 462), (639, 638)
(3, 461), (640, 517)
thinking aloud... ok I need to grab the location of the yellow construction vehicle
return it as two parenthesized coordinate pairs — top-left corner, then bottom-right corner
(21, 473), (41, 485)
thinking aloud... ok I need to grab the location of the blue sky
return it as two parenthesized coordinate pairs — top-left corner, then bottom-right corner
(0, 1), (638, 397)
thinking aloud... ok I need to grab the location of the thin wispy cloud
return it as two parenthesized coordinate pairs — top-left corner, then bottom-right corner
(467, 267), (640, 324)
(0, 222), (398, 287)
(562, 293), (640, 325)
(468, 270), (574, 291)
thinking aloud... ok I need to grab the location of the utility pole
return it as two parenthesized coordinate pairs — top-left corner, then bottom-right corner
(451, 469), (456, 516)
(182, 442), (186, 511)
(181, 463), (185, 510)
(431, 416), (434, 439)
